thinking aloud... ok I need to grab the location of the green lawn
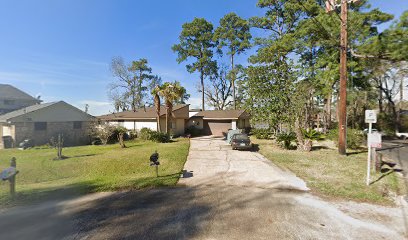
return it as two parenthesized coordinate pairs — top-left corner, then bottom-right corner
(0, 138), (190, 207)
(253, 138), (406, 205)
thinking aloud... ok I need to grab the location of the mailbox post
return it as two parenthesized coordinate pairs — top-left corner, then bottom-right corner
(1, 157), (19, 197)
(150, 151), (160, 177)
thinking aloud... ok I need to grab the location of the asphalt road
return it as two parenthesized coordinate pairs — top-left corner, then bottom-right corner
(378, 139), (408, 175)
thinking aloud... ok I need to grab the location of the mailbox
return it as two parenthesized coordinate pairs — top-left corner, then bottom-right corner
(1, 167), (17, 181)
(150, 151), (160, 166)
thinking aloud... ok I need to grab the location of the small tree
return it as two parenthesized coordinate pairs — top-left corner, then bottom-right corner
(116, 126), (127, 148)
(50, 134), (64, 160)
(89, 121), (116, 145)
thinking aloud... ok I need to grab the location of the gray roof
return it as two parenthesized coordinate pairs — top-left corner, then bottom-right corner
(0, 84), (39, 101)
(192, 109), (250, 119)
(98, 104), (189, 120)
(0, 102), (57, 122)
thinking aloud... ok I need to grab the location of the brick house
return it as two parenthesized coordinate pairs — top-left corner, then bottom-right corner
(187, 109), (251, 136)
(0, 84), (41, 115)
(0, 101), (94, 148)
(98, 104), (190, 136)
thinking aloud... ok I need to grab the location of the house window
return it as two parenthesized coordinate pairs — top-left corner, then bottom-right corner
(34, 122), (47, 131)
(171, 121), (176, 129)
(73, 121), (82, 129)
(3, 100), (15, 105)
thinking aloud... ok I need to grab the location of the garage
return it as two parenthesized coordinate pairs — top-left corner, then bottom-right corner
(187, 109), (251, 137)
(203, 120), (231, 136)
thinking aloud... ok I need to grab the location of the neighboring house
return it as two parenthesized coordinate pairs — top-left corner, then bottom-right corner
(0, 101), (94, 149)
(0, 84), (41, 115)
(98, 104), (190, 136)
(187, 110), (251, 136)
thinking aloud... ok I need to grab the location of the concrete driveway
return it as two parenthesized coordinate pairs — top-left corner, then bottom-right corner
(179, 136), (309, 191)
(0, 136), (406, 239)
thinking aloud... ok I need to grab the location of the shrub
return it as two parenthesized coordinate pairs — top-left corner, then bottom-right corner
(139, 128), (170, 143)
(185, 126), (202, 137)
(150, 131), (170, 143)
(139, 128), (153, 140)
(276, 132), (296, 149)
(251, 128), (274, 139)
(327, 128), (363, 150)
(303, 129), (321, 140)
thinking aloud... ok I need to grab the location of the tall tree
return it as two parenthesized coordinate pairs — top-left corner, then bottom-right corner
(152, 84), (162, 132)
(109, 57), (154, 112)
(214, 12), (252, 109)
(172, 18), (217, 111)
(157, 81), (187, 134)
(202, 65), (233, 110)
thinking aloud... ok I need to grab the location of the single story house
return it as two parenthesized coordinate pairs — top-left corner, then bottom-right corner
(0, 101), (94, 148)
(98, 104), (190, 136)
(187, 110), (251, 136)
(0, 84), (42, 115)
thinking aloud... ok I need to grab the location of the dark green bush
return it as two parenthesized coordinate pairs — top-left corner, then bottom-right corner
(139, 128), (170, 143)
(303, 129), (321, 140)
(185, 126), (202, 137)
(251, 128), (274, 139)
(150, 131), (170, 143)
(327, 128), (363, 150)
(276, 132), (296, 149)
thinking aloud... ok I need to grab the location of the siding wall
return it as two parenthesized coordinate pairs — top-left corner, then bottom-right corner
(11, 121), (92, 147)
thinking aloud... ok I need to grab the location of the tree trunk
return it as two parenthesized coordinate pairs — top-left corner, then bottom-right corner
(324, 91), (332, 132)
(166, 100), (172, 134)
(201, 71), (205, 111)
(295, 118), (312, 152)
(155, 94), (161, 132)
(231, 54), (236, 110)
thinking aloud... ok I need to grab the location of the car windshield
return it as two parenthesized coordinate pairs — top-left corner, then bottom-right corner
(234, 134), (249, 140)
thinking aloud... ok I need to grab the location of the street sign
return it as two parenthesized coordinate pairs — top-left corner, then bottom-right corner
(368, 132), (382, 148)
(365, 110), (377, 123)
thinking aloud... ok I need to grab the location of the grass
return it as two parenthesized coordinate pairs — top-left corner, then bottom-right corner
(253, 138), (406, 205)
(0, 138), (190, 207)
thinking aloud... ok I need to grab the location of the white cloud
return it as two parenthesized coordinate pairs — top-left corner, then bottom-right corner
(75, 100), (113, 116)
(186, 97), (202, 109)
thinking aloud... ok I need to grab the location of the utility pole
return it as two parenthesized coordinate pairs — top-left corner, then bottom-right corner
(338, 0), (348, 155)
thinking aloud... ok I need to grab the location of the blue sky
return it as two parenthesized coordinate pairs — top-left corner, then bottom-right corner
(0, 0), (406, 115)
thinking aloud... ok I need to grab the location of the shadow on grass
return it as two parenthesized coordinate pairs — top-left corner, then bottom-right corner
(311, 146), (329, 151)
(369, 169), (401, 185)
(0, 172), (184, 208)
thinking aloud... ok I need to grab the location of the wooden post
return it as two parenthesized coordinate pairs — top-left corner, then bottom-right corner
(10, 157), (17, 197)
(338, 0), (348, 155)
(155, 165), (159, 177)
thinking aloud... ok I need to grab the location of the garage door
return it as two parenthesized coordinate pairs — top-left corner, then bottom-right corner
(203, 120), (231, 136)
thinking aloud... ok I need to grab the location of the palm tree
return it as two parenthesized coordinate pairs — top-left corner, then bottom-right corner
(152, 85), (162, 132)
(158, 81), (187, 134)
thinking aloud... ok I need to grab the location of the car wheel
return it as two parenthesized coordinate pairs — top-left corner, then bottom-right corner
(402, 135), (407, 140)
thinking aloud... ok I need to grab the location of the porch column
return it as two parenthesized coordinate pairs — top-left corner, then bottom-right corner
(231, 120), (237, 130)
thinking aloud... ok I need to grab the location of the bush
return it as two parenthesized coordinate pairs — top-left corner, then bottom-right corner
(139, 128), (153, 140)
(185, 126), (202, 137)
(139, 128), (170, 143)
(276, 132), (296, 149)
(150, 131), (170, 143)
(251, 128), (274, 139)
(303, 129), (321, 140)
(327, 128), (363, 150)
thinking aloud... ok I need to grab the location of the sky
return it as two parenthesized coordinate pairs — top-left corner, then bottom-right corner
(0, 0), (406, 116)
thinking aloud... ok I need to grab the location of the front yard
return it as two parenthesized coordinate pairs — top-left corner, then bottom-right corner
(0, 138), (190, 207)
(253, 138), (406, 205)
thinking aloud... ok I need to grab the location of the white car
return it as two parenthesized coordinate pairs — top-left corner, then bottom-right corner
(396, 132), (408, 140)
(363, 128), (378, 134)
